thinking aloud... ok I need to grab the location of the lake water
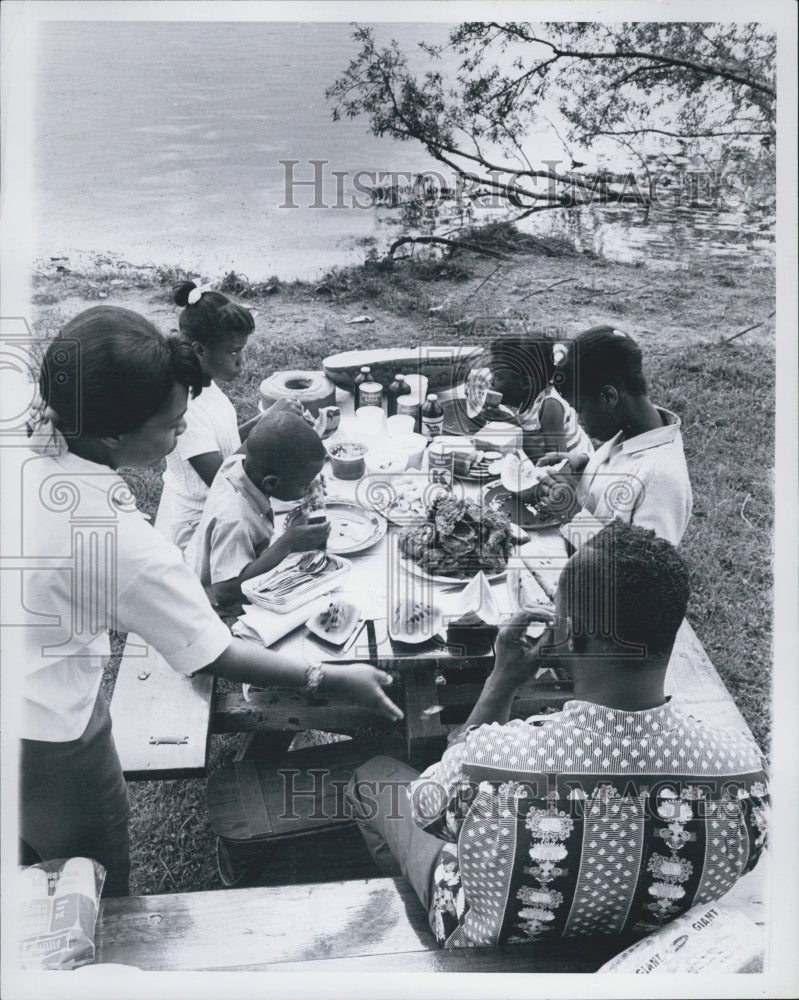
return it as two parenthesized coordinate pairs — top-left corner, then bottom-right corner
(34, 21), (774, 281)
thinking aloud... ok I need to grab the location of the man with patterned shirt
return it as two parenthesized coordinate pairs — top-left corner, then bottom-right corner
(346, 522), (768, 948)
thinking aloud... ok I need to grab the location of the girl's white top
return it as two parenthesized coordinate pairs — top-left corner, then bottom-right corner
(162, 380), (240, 505)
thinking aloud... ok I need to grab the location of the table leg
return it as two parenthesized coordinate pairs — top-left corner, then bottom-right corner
(401, 667), (447, 768)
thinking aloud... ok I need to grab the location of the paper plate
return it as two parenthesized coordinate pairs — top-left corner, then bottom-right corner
(305, 599), (362, 645)
(483, 483), (570, 530)
(387, 600), (443, 645)
(285, 500), (386, 555)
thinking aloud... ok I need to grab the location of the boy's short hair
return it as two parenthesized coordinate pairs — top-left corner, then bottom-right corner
(559, 521), (689, 658)
(246, 412), (325, 478)
(555, 325), (647, 401)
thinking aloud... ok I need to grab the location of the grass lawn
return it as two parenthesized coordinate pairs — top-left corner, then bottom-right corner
(30, 230), (775, 894)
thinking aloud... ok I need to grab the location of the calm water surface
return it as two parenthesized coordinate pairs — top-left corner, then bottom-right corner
(34, 21), (774, 281)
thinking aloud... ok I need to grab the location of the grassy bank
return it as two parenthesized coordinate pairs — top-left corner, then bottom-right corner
(31, 230), (775, 895)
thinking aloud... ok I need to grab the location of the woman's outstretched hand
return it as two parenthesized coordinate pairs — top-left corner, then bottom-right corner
(320, 664), (404, 722)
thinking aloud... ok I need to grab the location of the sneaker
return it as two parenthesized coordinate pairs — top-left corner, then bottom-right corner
(215, 837), (266, 888)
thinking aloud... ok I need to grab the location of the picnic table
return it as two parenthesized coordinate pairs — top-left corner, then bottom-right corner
(111, 385), (752, 777)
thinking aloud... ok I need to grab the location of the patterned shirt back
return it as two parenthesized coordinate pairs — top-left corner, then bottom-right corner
(409, 700), (768, 948)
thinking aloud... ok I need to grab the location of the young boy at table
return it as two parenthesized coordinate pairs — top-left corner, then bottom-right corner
(186, 411), (331, 612)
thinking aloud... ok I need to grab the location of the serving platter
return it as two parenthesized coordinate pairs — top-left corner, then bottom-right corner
(399, 553), (507, 586)
(285, 499), (386, 555)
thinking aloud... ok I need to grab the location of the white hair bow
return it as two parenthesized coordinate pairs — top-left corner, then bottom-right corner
(187, 282), (213, 305)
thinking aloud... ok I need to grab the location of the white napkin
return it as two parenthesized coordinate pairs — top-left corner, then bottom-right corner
(453, 571), (502, 625)
(234, 595), (334, 647)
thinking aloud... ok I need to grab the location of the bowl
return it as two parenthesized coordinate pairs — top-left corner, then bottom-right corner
(365, 450), (408, 475)
(327, 441), (368, 480)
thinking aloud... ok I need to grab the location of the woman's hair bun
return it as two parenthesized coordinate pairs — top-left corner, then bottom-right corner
(172, 280), (198, 308)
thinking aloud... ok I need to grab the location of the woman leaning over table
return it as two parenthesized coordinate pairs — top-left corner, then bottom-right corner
(19, 306), (402, 896)
(537, 325), (693, 546)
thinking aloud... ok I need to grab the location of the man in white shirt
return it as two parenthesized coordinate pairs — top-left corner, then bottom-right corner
(538, 326), (692, 546)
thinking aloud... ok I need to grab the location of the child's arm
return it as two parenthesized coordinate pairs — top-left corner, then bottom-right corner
(212, 520), (332, 609)
(522, 397), (569, 460)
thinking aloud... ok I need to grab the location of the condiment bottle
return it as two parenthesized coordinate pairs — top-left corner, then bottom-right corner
(386, 373), (411, 417)
(353, 366), (371, 410)
(421, 393), (444, 439)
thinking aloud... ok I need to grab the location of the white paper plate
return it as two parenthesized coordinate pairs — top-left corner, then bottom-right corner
(305, 599), (362, 645)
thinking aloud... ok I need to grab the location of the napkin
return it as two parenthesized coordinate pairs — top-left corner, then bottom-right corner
(452, 571), (502, 626)
(234, 595), (334, 647)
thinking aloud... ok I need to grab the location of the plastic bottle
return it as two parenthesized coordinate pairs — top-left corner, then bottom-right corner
(386, 373), (411, 417)
(421, 393), (444, 439)
(353, 366), (371, 410)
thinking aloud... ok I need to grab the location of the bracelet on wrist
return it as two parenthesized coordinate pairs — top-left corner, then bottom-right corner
(303, 660), (325, 697)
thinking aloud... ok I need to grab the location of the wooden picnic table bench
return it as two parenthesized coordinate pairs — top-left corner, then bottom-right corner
(93, 859), (767, 972)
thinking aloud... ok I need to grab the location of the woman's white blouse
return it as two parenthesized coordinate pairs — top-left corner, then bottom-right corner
(17, 431), (231, 741)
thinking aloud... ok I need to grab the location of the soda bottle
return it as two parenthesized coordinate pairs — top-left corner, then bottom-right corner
(353, 366), (371, 410)
(421, 393), (444, 439)
(386, 373), (411, 417)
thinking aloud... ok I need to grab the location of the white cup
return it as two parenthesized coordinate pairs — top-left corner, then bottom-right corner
(387, 414), (414, 437)
(355, 405), (387, 435)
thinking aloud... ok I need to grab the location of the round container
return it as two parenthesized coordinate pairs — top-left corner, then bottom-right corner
(365, 450), (408, 475)
(259, 370), (336, 417)
(389, 432), (427, 470)
(327, 441), (368, 480)
(355, 405), (387, 435)
(387, 413), (415, 437)
(358, 381), (384, 408)
(397, 394), (420, 420)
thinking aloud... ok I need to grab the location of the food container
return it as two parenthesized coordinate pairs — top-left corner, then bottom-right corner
(403, 374), (428, 401)
(427, 440), (455, 486)
(387, 413), (415, 437)
(396, 394), (420, 424)
(242, 553), (352, 614)
(327, 441), (368, 479)
(358, 381), (384, 408)
(388, 432), (427, 470)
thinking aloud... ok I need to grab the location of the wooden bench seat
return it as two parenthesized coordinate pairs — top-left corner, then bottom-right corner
(94, 862), (766, 972)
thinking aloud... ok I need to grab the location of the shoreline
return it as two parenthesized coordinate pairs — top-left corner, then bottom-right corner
(31, 229), (776, 354)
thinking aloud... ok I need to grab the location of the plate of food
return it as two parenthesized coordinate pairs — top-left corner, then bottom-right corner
(482, 483), (571, 530)
(360, 475), (453, 526)
(453, 449), (504, 482)
(388, 598), (443, 645)
(285, 500), (386, 555)
(396, 493), (514, 582)
(305, 598), (361, 646)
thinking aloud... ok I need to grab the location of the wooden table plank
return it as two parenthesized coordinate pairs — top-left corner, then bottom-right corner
(96, 878), (435, 970)
(110, 634), (214, 779)
(665, 620), (752, 735)
(94, 862), (766, 972)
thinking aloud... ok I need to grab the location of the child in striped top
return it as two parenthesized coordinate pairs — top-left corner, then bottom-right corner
(488, 334), (592, 460)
